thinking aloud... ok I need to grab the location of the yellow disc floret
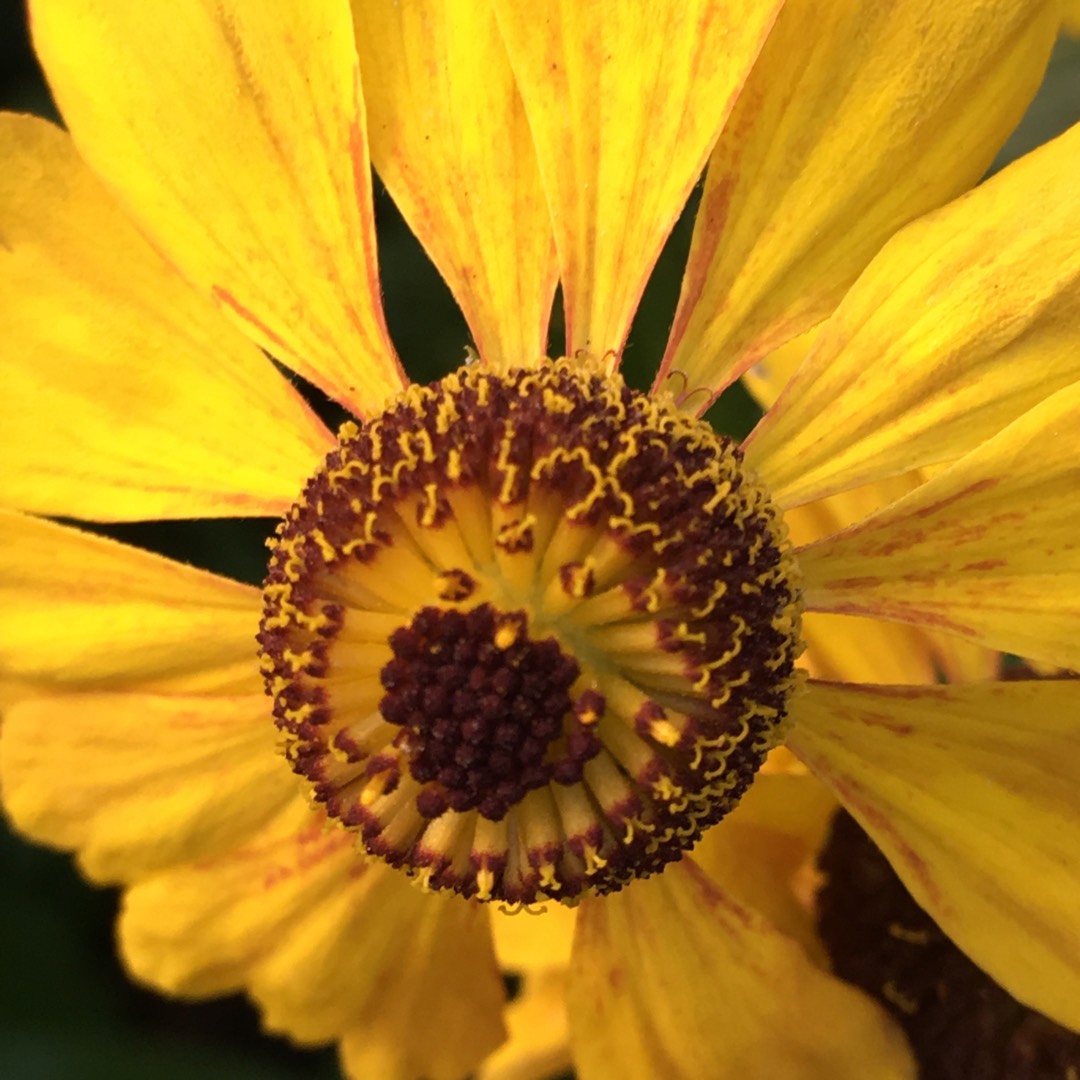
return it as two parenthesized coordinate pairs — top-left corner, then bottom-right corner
(258, 357), (803, 904)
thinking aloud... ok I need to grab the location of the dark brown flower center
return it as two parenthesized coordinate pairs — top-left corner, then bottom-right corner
(257, 357), (803, 904)
(380, 603), (599, 820)
(817, 809), (1080, 1080)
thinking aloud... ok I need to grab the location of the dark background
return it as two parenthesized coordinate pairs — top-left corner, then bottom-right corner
(2, 4), (1079, 1078)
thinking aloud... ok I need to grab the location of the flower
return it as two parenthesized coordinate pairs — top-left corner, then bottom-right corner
(2, 2), (1080, 1079)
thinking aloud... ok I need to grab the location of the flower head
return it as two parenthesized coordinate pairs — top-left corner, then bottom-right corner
(3, 2), (1080, 1079)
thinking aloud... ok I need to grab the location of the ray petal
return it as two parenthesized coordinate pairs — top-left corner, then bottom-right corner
(0, 690), (293, 883)
(789, 679), (1080, 1032)
(0, 113), (333, 521)
(0, 511), (259, 690)
(492, 0), (780, 359)
(30, 0), (406, 415)
(798, 383), (1080, 670)
(656, 0), (1059, 405)
(120, 801), (505, 1077)
(745, 122), (1080, 506)
(567, 859), (914, 1079)
(353, 0), (558, 369)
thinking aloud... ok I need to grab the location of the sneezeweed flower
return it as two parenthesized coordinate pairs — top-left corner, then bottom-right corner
(3, 1), (1080, 1078)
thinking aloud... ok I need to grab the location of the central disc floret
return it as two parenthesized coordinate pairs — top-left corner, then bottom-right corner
(380, 604), (600, 821)
(258, 358), (803, 904)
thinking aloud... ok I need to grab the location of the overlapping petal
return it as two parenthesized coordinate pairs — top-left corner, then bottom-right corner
(353, 0), (557, 368)
(799, 383), (1080, 670)
(778, 466), (1000, 684)
(0, 691), (294, 883)
(656, 0), (1060, 404)
(567, 859), (915, 1080)
(745, 122), (1080, 506)
(121, 799), (505, 1078)
(0, 113), (333, 522)
(799, 613), (1000, 686)
(29, 0), (405, 415)
(692, 772), (837, 958)
(492, 0), (779, 358)
(740, 327), (817, 410)
(0, 511), (258, 690)
(788, 680), (1080, 1031)
(478, 971), (571, 1080)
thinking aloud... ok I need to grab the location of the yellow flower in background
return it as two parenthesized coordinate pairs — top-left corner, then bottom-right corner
(2, 2), (1080, 1079)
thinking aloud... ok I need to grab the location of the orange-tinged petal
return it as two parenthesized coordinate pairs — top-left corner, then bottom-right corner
(353, 0), (557, 369)
(567, 859), (915, 1080)
(478, 970), (571, 1080)
(492, 0), (780, 358)
(0, 114), (333, 522)
(788, 679), (1080, 1031)
(798, 383), (1080, 670)
(656, 0), (1060, 404)
(491, 898), (576, 972)
(745, 121), (1080, 506)
(0, 511), (258, 688)
(122, 800), (505, 1077)
(30, 0), (405, 415)
(0, 691), (293, 883)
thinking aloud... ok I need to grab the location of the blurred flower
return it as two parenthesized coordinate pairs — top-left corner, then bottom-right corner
(3, 3), (1080, 1079)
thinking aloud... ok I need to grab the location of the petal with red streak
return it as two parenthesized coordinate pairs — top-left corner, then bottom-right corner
(656, 0), (1059, 406)
(789, 679), (1080, 1032)
(30, 0), (405, 415)
(745, 122), (1080, 506)
(492, 0), (779, 358)
(0, 691), (293, 883)
(567, 859), (914, 1079)
(798, 383), (1080, 670)
(353, 0), (557, 369)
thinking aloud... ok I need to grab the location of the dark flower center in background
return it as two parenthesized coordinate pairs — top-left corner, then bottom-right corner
(817, 809), (1080, 1080)
(257, 358), (804, 904)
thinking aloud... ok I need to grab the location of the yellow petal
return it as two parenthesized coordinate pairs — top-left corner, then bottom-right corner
(798, 610), (1000, 685)
(567, 859), (914, 1080)
(0, 114), (332, 522)
(745, 121), (1080, 506)
(693, 773), (838, 959)
(492, 0), (780, 358)
(0, 691), (293, 883)
(1064, 2), (1080, 34)
(491, 897), (576, 972)
(799, 383), (1080, 670)
(933, 634), (1001, 682)
(788, 679), (1080, 1032)
(741, 326), (818, 410)
(0, 511), (258, 688)
(30, 0), (405, 416)
(782, 470), (1000, 684)
(353, 0), (557, 369)
(121, 801), (505, 1076)
(656, 0), (1060, 404)
(478, 970), (572, 1080)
